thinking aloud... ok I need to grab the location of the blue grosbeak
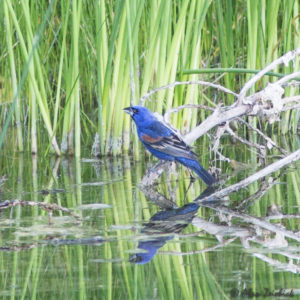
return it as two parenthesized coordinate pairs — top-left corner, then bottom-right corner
(124, 106), (216, 185)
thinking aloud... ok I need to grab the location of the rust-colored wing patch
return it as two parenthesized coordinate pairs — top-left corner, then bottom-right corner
(141, 134), (163, 143)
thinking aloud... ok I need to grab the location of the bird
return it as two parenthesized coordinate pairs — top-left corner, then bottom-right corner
(123, 105), (216, 185)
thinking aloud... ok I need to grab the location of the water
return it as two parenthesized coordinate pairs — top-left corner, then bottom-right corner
(0, 140), (299, 299)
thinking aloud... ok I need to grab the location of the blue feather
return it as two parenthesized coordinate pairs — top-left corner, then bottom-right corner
(124, 105), (216, 185)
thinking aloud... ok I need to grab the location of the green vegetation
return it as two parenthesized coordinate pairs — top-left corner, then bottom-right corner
(1, 2), (299, 297)
(0, 0), (299, 156)
(0, 144), (299, 298)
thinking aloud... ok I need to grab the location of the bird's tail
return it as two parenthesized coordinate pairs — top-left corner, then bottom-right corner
(176, 157), (216, 186)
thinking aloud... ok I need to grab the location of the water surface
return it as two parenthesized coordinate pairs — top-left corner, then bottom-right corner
(0, 139), (299, 299)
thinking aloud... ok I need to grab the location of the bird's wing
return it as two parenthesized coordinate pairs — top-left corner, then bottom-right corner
(140, 126), (196, 160)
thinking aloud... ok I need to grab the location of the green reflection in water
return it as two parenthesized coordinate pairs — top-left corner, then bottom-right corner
(0, 137), (299, 299)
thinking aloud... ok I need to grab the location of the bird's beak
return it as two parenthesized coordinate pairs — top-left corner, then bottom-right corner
(123, 107), (134, 116)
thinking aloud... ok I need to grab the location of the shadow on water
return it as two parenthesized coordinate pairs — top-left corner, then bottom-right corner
(129, 202), (200, 264)
(0, 144), (299, 298)
(129, 186), (218, 264)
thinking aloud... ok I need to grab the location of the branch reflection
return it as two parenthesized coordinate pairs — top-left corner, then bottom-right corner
(135, 181), (300, 273)
(130, 186), (215, 264)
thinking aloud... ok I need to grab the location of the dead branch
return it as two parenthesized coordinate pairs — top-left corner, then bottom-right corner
(205, 204), (300, 242)
(160, 237), (237, 256)
(226, 125), (266, 158)
(0, 199), (81, 221)
(282, 103), (300, 111)
(138, 49), (299, 187)
(195, 149), (300, 203)
(176, 49), (300, 144)
(236, 118), (288, 155)
(0, 236), (105, 252)
(139, 80), (238, 105)
(139, 183), (177, 209)
(139, 161), (173, 187)
(275, 71), (300, 85)
(183, 103), (250, 144)
(211, 122), (231, 162)
(236, 177), (279, 210)
(238, 48), (300, 101)
(282, 96), (300, 104)
(264, 214), (300, 221)
(253, 253), (300, 274)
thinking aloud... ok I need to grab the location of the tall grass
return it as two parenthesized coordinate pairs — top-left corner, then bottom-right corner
(0, 0), (299, 156)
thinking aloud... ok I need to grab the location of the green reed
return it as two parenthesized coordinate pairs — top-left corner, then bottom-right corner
(0, 145), (299, 298)
(0, 0), (298, 156)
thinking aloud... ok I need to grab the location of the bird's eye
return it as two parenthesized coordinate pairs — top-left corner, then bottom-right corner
(132, 108), (138, 114)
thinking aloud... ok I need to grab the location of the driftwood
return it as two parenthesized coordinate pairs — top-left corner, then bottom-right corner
(194, 149), (300, 203)
(137, 179), (300, 272)
(0, 199), (81, 223)
(136, 49), (300, 271)
(139, 48), (300, 187)
(171, 206), (300, 274)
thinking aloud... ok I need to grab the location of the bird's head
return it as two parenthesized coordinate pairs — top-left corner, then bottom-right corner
(123, 106), (154, 123)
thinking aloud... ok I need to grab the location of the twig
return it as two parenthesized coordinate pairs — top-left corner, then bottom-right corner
(139, 80), (238, 104)
(238, 48), (300, 102)
(275, 71), (300, 86)
(285, 80), (300, 87)
(237, 118), (288, 155)
(264, 214), (300, 221)
(163, 104), (214, 126)
(183, 103), (251, 144)
(0, 199), (81, 221)
(282, 96), (300, 104)
(196, 149), (300, 203)
(206, 205), (300, 243)
(226, 126), (266, 157)
(282, 104), (300, 111)
(253, 253), (300, 274)
(236, 177), (279, 210)
(160, 237), (236, 256)
(211, 122), (232, 162)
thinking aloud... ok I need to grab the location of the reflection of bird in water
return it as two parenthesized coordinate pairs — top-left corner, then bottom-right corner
(130, 183), (217, 265)
(129, 202), (200, 264)
(124, 106), (216, 185)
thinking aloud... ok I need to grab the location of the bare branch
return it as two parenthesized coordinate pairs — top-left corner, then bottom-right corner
(164, 104), (214, 124)
(237, 177), (279, 210)
(282, 96), (300, 104)
(139, 161), (174, 187)
(282, 104), (300, 111)
(137, 49), (299, 188)
(196, 149), (300, 203)
(237, 118), (288, 155)
(226, 125), (266, 157)
(183, 103), (251, 144)
(139, 80), (238, 105)
(160, 237), (236, 255)
(0, 199), (81, 221)
(253, 253), (300, 274)
(238, 48), (300, 101)
(206, 205), (300, 243)
(211, 123), (232, 162)
(275, 71), (300, 85)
